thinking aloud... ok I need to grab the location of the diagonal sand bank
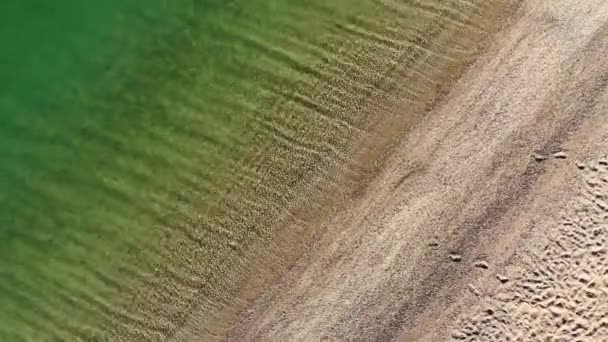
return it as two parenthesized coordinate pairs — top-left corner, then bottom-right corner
(230, 1), (608, 340)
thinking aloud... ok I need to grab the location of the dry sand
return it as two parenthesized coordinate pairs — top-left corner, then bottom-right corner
(227, 1), (608, 340)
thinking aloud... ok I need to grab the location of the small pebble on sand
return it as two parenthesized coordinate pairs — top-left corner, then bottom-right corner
(497, 274), (509, 283)
(554, 151), (568, 159)
(468, 284), (481, 296)
(449, 254), (462, 262)
(474, 261), (489, 269)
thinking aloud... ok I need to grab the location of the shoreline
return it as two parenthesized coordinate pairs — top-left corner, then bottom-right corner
(1, 1), (526, 340)
(226, 1), (608, 340)
(168, 1), (522, 340)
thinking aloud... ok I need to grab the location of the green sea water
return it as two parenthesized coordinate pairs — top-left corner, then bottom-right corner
(0, 1), (490, 340)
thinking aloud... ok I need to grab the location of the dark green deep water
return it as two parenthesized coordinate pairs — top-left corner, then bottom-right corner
(0, 1), (486, 340)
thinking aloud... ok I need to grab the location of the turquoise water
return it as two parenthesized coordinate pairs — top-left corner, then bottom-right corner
(0, 1), (488, 340)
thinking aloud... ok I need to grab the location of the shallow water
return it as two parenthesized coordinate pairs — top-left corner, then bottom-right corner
(0, 1), (484, 340)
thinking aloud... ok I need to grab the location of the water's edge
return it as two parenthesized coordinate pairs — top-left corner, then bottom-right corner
(1, 1), (517, 340)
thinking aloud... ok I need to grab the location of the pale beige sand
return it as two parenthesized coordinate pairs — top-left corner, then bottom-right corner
(228, 0), (608, 341)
